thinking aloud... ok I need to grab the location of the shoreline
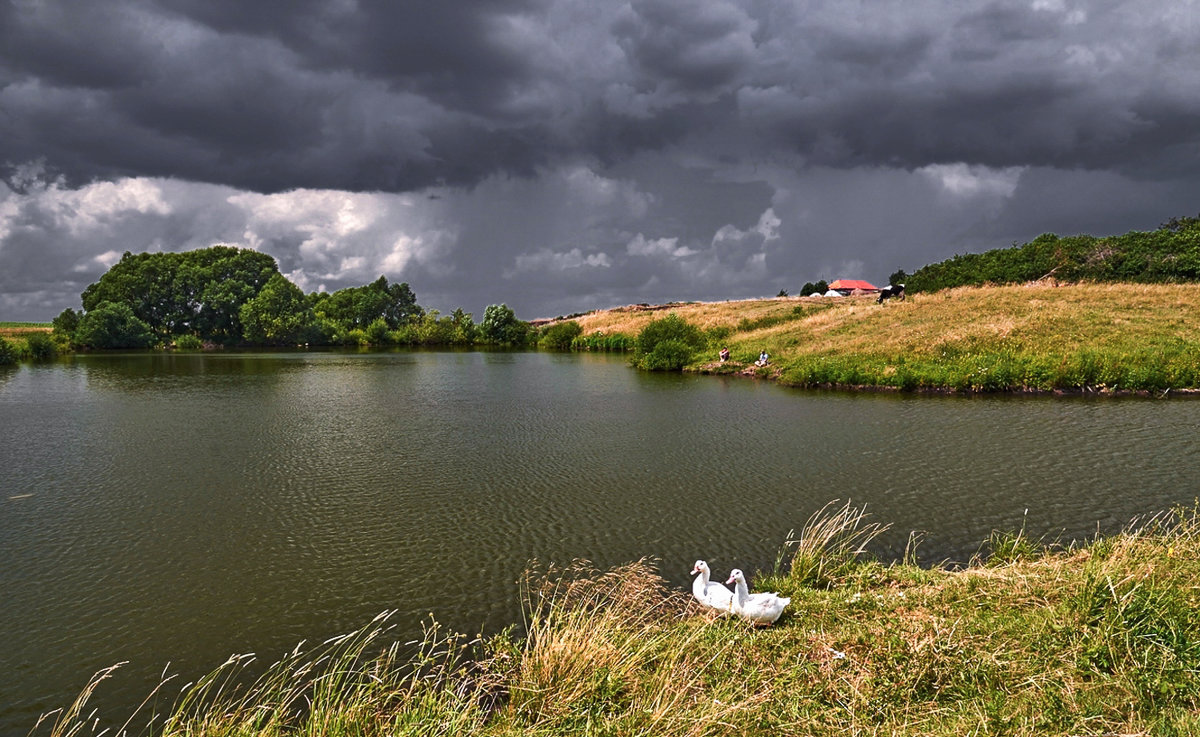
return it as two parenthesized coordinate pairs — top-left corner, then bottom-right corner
(693, 359), (1200, 398)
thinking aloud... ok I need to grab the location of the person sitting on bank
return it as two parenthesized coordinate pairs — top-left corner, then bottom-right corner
(756, 350), (769, 366)
(719, 347), (730, 362)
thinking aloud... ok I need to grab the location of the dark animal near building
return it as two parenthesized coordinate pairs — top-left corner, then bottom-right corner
(877, 284), (905, 304)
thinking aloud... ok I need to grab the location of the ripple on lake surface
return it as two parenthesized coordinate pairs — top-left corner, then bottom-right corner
(1, 351), (1197, 736)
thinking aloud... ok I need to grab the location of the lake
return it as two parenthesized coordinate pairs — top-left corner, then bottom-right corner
(1, 350), (1197, 736)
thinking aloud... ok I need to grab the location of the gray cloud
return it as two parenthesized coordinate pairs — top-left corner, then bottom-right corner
(1, 0), (1198, 321)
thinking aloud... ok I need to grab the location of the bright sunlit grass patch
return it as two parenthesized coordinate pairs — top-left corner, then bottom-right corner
(566, 283), (1200, 392)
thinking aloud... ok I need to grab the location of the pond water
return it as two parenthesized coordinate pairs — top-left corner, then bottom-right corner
(1, 350), (1197, 735)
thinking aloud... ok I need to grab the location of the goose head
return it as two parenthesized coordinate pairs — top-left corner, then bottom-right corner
(691, 560), (710, 576)
(725, 569), (745, 586)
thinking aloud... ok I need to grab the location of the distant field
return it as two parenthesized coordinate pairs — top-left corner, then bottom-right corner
(0, 322), (52, 338)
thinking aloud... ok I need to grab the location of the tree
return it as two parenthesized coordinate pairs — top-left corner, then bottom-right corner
(74, 302), (155, 349)
(317, 276), (423, 332)
(480, 304), (529, 345)
(448, 308), (477, 345)
(52, 308), (81, 339)
(240, 273), (313, 345)
(81, 251), (183, 339)
(888, 269), (909, 287)
(814, 280), (829, 295)
(800, 282), (817, 296)
(190, 247), (280, 343)
(80, 246), (281, 343)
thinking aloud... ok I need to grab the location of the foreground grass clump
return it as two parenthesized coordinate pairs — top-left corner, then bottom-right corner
(43, 504), (1200, 737)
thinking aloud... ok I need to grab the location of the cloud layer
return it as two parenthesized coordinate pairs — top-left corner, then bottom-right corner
(3, 0), (1199, 320)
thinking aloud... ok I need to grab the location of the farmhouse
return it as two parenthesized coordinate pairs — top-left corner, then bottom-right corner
(827, 279), (880, 296)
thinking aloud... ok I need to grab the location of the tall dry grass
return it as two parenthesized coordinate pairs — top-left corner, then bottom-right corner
(38, 502), (1200, 737)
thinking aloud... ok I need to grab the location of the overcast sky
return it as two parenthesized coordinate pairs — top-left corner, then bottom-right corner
(2, 0), (1198, 321)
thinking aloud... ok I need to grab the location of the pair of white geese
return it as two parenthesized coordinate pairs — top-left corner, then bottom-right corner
(691, 560), (790, 625)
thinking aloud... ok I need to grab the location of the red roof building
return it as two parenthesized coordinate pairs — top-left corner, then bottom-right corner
(828, 279), (880, 292)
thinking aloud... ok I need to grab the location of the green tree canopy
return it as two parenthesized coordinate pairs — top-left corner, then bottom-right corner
(80, 246), (280, 343)
(314, 276), (423, 332)
(52, 308), (81, 338)
(480, 304), (530, 345)
(240, 273), (314, 345)
(74, 301), (156, 349)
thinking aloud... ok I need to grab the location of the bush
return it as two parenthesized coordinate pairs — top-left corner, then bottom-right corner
(540, 321), (583, 350)
(24, 332), (57, 360)
(74, 302), (155, 349)
(638, 339), (695, 371)
(0, 337), (18, 366)
(635, 313), (706, 356)
(634, 314), (708, 371)
(174, 334), (204, 350)
(366, 317), (391, 345)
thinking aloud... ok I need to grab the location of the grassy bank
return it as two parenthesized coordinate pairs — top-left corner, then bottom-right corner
(43, 502), (1200, 737)
(571, 283), (1200, 393)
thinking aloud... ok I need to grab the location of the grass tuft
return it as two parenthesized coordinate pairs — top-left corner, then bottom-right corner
(772, 499), (892, 588)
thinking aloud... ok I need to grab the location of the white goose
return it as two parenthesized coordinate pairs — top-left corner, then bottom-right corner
(725, 568), (790, 625)
(691, 560), (734, 612)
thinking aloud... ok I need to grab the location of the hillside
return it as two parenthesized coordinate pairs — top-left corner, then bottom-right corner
(906, 216), (1200, 293)
(566, 282), (1200, 393)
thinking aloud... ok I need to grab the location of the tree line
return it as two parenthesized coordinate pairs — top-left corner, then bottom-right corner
(905, 215), (1200, 294)
(50, 246), (533, 350)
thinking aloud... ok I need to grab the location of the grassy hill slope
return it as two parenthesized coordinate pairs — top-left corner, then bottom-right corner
(569, 282), (1200, 393)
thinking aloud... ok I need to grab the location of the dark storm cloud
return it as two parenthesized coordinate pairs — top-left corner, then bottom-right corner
(4, 0), (1198, 194)
(3, 0), (1200, 322)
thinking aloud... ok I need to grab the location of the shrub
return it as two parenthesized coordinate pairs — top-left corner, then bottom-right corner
(24, 332), (57, 360)
(0, 337), (18, 366)
(540, 321), (583, 350)
(634, 313), (706, 357)
(638, 339), (695, 371)
(74, 302), (155, 349)
(174, 334), (204, 350)
(365, 317), (391, 345)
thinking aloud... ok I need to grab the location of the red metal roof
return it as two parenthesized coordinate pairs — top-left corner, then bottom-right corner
(828, 279), (879, 291)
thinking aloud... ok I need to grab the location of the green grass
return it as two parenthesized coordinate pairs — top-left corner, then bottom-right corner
(39, 502), (1200, 737)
